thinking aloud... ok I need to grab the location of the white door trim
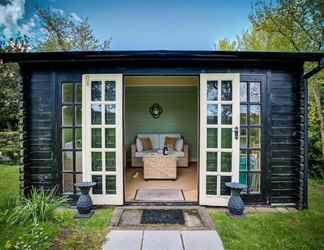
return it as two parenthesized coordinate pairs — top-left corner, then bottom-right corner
(82, 74), (123, 205)
(199, 73), (240, 206)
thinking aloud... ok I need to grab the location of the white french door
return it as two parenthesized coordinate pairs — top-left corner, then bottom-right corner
(199, 73), (240, 206)
(82, 74), (123, 205)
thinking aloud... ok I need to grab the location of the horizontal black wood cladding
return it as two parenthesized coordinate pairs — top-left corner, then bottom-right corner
(24, 71), (56, 190)
(270, 70), (304, 207)
(21, 63), (306, 208)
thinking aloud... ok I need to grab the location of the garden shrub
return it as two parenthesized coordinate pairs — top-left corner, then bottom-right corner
(7, 187), (66, 225)
(0, 131), (19, 164)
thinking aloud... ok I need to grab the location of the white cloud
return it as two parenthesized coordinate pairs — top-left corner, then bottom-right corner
(0, 0), (25, 37)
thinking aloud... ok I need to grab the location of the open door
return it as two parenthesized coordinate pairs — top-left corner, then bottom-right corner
(82, 74), (123, 205)
(199, 73), (240, 206)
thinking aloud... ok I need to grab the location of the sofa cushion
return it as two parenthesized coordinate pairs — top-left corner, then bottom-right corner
(164, 137), (177, 150)
(175, 138), (184, 152)
(159, 134), (181, 149)
(136, 138), (143, 152)
(142, 137), (153, 150)
(138, 134), (160, 149)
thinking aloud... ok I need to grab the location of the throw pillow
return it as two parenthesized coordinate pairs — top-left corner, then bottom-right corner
(175, 138), (184, 152)
(136, 138), (143, 152)
(164, 137), (177, 150)
(142, 137), (153, 150)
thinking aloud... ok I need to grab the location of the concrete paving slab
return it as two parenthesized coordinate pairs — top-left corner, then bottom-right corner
(102, 230), (142, 250)
(275, 207), (289, 213)
(255, 207), (277, 213)
(142, 230), (183, 250)
(182, 230), (224, 250)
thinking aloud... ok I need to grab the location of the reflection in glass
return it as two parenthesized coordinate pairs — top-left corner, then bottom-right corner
(76, 174), (82, 191)
(91, 81), (101, 101)
(206, 176), (217, 195)
(62, 83), (73, 103)
(207, 81), (218, 101)
(63, 173), (73, 193)
(75, 151), (82, 172)
(221, 128), (232, 148)
(239, 172), (247, 185)
(221, 104), (232, 124)
(240, 105), (247, 125)
(240, 128), (247, 148)
(250, 128), (260, 148)
(75, 128), (82, 149)
(62, 128), (73, 149)
(63, 151), (73, 171)
(207, 152), (217, 171)
(75, 83), (82, 103)
(240, 151), (247, 171)
(105, 128), (115, 148)
(75, 105), (82, 126)
(249, 150), (261, 170)
(91, 128), (101, 148)
(250, 105), (261, 125)
(91, 152), (102, 171)
(106, 152), (116, 171)
(250, 82), (261, 103)
(220, 176), (231, 195)
(240, 82), (247, 103)
(248, 173), (261, 192)
(106, 175), (116, 194)
(105, 81), (116, 101)
(91, 104), (101, 125)
(92, 175), (102, 194)
(207, 128), (218, 148)
(221, 152), (232, 172)
(221, 81), (232, 101)
(62, 106), (73, 126)
(207, 104), (218, 124)
(105, 104), (116, 124)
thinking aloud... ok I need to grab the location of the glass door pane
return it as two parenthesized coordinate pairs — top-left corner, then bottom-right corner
(83, 74), (123, 205)
(200, 73), (240, 206)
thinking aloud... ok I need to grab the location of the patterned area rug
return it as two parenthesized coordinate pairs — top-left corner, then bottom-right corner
(135, 189), (185, 201)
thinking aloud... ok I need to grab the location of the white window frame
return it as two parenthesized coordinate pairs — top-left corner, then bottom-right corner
(199, 73), (240, 206)
(82, 74), (123, 205)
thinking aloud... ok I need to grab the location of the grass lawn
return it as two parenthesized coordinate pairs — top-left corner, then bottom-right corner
(1, 164), (324, 249)
(0, 165), (114, 250)
(210, 180), (324, 250)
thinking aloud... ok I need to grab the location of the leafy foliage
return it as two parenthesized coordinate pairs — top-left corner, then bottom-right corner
(7, 187), (66, 225)
(36, 8), (111, 51)
(216, 0), (324, 177)
(0, 131), (19, 163)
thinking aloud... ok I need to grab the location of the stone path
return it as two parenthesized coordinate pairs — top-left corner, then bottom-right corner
(102, 230), (224, 250)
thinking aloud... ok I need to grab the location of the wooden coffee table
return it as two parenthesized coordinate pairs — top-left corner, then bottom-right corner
(143, 153), (177, 180)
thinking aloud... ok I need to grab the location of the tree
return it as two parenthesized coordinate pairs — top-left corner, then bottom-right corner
(36, 8), (111, 51)
(216, 0), (324, 176)
(0, 35), (29, 130)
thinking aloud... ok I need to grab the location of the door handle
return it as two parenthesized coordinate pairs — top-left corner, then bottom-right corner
(233, 126), (239, 140)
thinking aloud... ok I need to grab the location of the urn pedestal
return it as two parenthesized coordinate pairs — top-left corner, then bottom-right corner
(225, 182), (247, 218)
(74, 182), (96, 218)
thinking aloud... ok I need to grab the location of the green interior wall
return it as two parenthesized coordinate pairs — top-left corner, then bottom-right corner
(125, 86), (198, 161)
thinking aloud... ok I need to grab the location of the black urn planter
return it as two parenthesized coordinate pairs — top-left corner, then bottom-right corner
(75, 182), (96, 218)
(225, 182), (247, 218)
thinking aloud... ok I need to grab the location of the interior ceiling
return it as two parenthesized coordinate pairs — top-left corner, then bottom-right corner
(124, 76), (199, 87)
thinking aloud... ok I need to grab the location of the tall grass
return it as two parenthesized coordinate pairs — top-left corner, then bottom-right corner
(7, 187), (66, 225)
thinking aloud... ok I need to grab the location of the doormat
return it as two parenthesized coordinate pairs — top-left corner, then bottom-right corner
(141, 209), (185, 224)
(135, 189), (185, 201)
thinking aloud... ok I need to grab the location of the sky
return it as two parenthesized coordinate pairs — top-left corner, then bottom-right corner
(0, 0), (253, 50)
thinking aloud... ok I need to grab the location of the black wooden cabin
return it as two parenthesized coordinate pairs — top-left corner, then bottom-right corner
(0, 50), (323, 208)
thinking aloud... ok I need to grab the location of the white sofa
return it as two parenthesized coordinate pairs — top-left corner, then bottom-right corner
(131, 133), (189, 167)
